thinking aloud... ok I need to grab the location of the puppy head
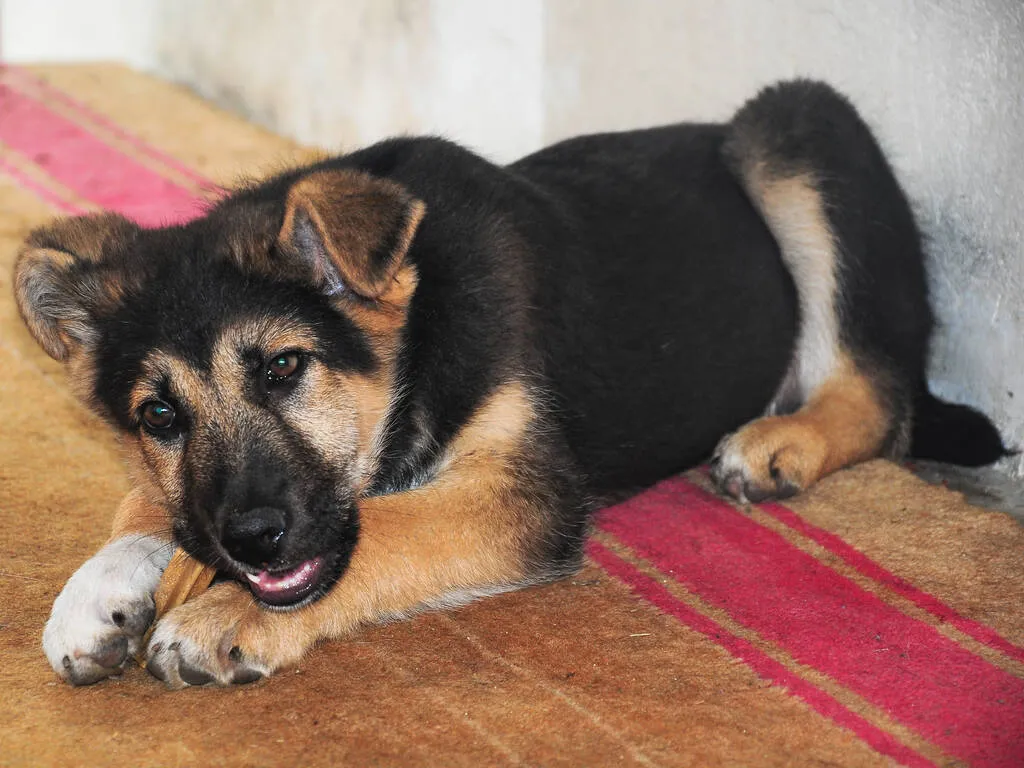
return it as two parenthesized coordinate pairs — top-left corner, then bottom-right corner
(15, 169), (425, 608)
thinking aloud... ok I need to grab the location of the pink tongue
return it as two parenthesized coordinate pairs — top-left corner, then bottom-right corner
(245, 557), (324, 606)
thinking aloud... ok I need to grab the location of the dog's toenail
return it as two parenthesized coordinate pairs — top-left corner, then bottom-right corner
(168, 641), (180, 652)
(228, 646), (242, 663)
(67, 665), (111, 686)
(62, 655), (72, 669)
(231, 668), (263, 685)
(150, 642), (163, 654)
(178, 661), (214, 686)
(744, 483), (772, 504)
(92, 635), (129, 669)
(146, 657), (168, 682)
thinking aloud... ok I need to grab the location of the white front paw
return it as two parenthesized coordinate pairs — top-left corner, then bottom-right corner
(43, 535), (172, 685)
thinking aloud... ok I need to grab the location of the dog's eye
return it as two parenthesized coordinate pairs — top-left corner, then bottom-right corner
(141, 401), (175, 431)
(266, 351), (303, 384)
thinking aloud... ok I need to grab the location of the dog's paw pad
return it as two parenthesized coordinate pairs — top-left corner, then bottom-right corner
(710, 421), (818, 503)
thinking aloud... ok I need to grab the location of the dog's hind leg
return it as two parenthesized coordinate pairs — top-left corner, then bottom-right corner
(711, 80), (933, 502)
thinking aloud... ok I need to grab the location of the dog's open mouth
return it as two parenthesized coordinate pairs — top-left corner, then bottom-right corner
(244, 557), (326, 607)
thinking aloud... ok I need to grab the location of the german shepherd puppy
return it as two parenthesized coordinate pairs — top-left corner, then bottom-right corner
(17, 81), (1004, 687)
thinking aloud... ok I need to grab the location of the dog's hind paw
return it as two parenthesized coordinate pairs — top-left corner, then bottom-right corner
(43, 535), (171, 685)
(710, 417), (826, 503)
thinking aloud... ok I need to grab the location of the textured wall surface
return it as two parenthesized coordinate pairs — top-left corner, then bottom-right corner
(0, 0), (156, 68)
(152, 0), (544, 162)
(4, 0), (1022, 471)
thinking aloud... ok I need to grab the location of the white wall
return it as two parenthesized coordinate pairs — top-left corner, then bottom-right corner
(4, 0), (1022, 471)
(0, 0), (157, 70)
(152, 0), (544, 161)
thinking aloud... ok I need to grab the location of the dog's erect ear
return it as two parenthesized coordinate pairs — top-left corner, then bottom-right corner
(14, 213), (138, 361)
(278, 170), (426, 303)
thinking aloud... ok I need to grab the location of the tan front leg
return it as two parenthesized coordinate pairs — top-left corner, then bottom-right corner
(144, 456), (536, 687)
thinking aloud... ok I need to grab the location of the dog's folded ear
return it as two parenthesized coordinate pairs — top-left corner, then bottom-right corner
(14, 213), (138, 361)
(278, 169), (426, 304)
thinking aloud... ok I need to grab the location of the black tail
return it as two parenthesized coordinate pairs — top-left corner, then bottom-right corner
(910, 390), (1012, 466)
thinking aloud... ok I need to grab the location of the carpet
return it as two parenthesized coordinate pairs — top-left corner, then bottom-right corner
(0, 64), (1021, 768)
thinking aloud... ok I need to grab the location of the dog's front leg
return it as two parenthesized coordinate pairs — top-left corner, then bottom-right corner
(144, 443), (566, 688)
(43, 488), (174, 685)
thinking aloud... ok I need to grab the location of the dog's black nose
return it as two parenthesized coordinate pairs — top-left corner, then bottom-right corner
(222, 507), (287, 567)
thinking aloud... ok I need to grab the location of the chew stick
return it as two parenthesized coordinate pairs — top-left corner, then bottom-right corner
(136, 548), (217, 665)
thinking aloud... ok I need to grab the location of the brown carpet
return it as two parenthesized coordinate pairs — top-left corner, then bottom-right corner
(0, 64), (1022, 767)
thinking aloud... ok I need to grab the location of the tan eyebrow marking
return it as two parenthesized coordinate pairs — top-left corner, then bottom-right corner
(128, 351), (209, 415)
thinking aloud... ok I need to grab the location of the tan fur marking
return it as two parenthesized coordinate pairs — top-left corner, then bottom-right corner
(316, 370), (391, 489)
(25, 212), (136, 263)
(65, 346), (100, 405)
(127, 352), (211, 506)
(119, 434), (176, 508)
(215, 319), (320, 365)
(137, 439), (187, 508)
(345, 263), (421, 339)
(151, 382), (540, 673)
(279, 364), (363, 485)
(322, 289), (415, 485)
(129, 352), (209, 415)
(279, 169), (425, 300)
(721, 353), (889, 495)
(106, 487), (174, 543)
(742, 167), (840, 396)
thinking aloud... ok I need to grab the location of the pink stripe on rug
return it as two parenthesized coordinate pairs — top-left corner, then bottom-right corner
(588, 540), (938, 768)
(0, 84), (202, 226)
(691, 464), (1024, 667)
(1, 66), (213, 189)
(597, 478), (1024, 767)
(0, 156), (85, 214)
(758, 497), (1024, 664)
